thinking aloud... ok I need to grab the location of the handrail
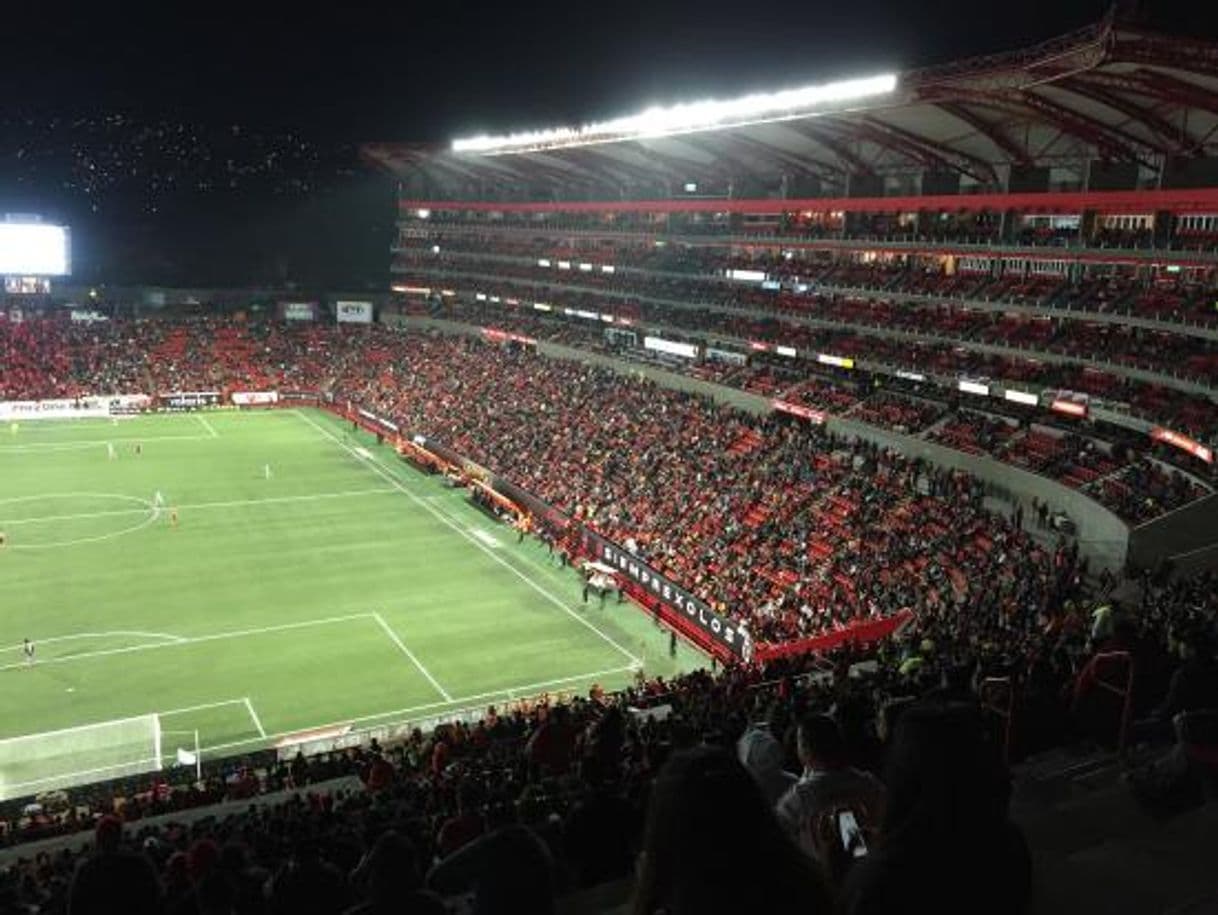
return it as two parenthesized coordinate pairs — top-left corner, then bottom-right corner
(979, 676), (1016, 763)
(1072, 650), (1135, 751)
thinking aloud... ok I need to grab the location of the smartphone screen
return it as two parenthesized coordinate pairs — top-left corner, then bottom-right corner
(838, 810), (868, 858)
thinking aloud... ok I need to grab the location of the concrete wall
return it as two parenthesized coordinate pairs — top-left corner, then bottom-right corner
(1127, 493), (1218, 571)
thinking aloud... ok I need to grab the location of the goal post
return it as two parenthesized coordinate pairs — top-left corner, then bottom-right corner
(0, 713), (164, 801)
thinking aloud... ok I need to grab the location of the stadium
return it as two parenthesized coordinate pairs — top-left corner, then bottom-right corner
(2, 11), (1218, 915)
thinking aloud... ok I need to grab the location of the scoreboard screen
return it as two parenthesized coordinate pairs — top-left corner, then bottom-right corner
(0, 223), (71, 276)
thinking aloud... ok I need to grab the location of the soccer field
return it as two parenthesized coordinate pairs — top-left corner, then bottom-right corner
(0, 408), (704, 800)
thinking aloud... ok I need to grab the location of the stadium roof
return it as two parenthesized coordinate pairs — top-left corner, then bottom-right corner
(364, 16), (1218, 198)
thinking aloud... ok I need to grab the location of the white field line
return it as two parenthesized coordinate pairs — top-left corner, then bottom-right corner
(202, 663), (639, 756)
(195, 414), (219, 438)
(0, 488), (396, 526)
(6, 414), (199, 433)
(158, 697), (250, 718)
(0, 434), (214, 454)
(470, 528), (502, 549)
(292, 409), (641, 667)
(5, 631), (186, 652)
(0, 613), (376, 674)
(1, 664), (640, 794)
(3, 758), (164, 795)
(243, 697), (268, 738)
(371, 612), (453, 701)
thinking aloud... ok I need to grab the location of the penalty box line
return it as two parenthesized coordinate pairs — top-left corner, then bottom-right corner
(200, 662), (640, 758)
(292, 409), (642, 668)
(158, 697), (268, 741)
(372, 611), (453, 702)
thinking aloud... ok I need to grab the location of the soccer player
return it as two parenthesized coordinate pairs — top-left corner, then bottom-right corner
(134, 442), (142, 456)
(22, 639), (34, 666)
(153, 490), (166, 511)
(169, 508), (179, 528)
(0, 530), (6, 548)
(264, 463), (273, 480)
(9, 422), (17, 436)
(107, 442), (116, 460)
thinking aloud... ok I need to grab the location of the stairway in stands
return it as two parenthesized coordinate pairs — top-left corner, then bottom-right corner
(1013, 747), (1217, 914)
(726, 427), (764, 457)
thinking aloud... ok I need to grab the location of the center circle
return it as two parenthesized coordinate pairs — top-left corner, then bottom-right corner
(0, 492), (159, 550)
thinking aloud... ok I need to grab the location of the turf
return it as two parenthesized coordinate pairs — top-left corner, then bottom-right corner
(0, 408), (704, 799)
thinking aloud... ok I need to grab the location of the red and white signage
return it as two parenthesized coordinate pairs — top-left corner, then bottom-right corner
(772, 399), (827, 424)
(481, 327), (537, 346)
(1150, 427), (1214, 464)
(231, 391), (280, 406)
(1050, 397), (1088, 418)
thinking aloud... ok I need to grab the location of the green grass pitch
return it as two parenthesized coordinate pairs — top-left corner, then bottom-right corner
(0, 408), (704, 799)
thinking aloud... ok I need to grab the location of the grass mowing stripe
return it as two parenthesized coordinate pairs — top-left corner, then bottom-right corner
(293, 409), (642, 667)
(371, 612), (453, 701)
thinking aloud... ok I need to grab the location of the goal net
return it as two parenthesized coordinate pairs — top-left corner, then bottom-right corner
(0, 713), (162, 801)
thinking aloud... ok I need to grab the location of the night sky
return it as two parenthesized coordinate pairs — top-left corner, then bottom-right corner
(2, 0), (1215, 288)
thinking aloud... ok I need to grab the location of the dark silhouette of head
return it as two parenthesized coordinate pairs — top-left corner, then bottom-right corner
(632, 745), (829, 915)
(797, 713), (847, 770)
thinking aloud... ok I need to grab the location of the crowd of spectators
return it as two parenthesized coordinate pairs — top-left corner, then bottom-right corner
(927, 409), (1020, 456)
(416, 209), (1218, 258)
(395, 245), (1218, 386)
(846, 393), (945, 435)
(1087, 459), (1211, 525)
(3, 558), (1214, 913)
(1, 316), (1083, 646)
(1, 313), (1216, 913)
(407, 285), (1218, 443)
(401, 230), (1218, 327)
(5, 312), (1210, 528)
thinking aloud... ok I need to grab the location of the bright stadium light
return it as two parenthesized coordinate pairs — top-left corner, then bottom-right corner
(452, 73), (898, 154)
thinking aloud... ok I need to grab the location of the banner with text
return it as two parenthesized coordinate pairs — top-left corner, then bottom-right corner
(579, 527), (751, 660)
(1150, 427), (1214, 464)
(0, 394), (150, 421)
(279, 390), (321, 403)
(335, 301), (373, 324)
(231, 391), (280, 406)
(280, 302), (317, 322)
(772, 399), (827, 424)
(158, 391), (221, 411)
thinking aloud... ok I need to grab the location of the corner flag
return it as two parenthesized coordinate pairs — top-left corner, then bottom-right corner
(176, 747), (197, 766)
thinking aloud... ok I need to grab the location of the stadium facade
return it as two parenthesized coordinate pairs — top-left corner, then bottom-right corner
(366, 16), (1218, 585)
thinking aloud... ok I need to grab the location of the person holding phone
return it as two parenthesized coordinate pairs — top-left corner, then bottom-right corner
(775, 713), (885, 864)
(838, 703), (1031, 915)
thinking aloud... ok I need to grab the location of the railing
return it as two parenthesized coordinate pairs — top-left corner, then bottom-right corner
(1072, 650), (1135, 751)
(979, 676), (1016, 763)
